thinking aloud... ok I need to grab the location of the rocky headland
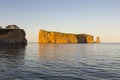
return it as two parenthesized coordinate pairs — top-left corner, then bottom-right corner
(39, 29), (99, 44)
(0, 25), (27, 45)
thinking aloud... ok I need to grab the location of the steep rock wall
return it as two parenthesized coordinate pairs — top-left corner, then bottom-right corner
(39, 30), (94, 44)
(0, 29), (27, 45)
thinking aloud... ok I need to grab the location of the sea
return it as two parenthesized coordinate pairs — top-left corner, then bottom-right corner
(0, 43), (120, 80)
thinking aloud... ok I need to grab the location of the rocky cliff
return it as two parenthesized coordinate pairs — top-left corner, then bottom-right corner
(39, 30), (94, 44)
(0, 29), (27, 45)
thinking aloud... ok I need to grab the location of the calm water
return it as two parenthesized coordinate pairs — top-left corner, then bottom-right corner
(0, 43), (120, 80)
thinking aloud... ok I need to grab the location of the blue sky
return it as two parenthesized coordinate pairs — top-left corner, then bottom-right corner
(0, 0), (120, 42)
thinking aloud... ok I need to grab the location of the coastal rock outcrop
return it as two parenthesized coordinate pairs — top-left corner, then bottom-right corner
(95, 37), (100, 43)
(39, 30), (94, 44)
(0, 29), (27, 45)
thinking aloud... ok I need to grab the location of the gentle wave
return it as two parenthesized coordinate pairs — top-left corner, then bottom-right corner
(0, 43), (120, 80)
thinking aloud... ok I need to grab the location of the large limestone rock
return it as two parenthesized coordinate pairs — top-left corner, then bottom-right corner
(0, 29), (27, 45)
(39, 30), (94, 44)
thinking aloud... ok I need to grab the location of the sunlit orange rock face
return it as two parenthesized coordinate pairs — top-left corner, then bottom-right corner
(95, 37), (101, 43)
(39, 30), (94, 44)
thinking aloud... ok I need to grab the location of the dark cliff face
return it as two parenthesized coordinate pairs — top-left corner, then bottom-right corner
(0, 29), (27, 45)
(77, 34), (94, 43)
(39, 30), (94, 44)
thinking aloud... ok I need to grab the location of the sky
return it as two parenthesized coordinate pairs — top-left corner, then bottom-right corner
(0, 0), (120, 42)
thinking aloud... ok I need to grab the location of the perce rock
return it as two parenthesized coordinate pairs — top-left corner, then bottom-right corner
(39, 30), (96, 44)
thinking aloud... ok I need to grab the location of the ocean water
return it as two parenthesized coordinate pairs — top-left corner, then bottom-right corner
(0, 43), (120, 80)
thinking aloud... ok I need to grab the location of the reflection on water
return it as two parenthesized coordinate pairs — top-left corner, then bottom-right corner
(0, 43), (120, 80)
(39, 44), (55, 60)
(38, 44), (120, 80)
(0, 45), (26, 79)
(0, 45), (26, 69)
(38, 44), (80, 63)
(38, 44), (94, 63)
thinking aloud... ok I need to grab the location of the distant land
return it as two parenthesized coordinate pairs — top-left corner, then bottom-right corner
(39, 29), (100, 44)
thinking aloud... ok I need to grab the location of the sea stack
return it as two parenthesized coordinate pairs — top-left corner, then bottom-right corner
(95, 37), (101, 43)
(0, 25), (27, 45)
(39, 29), (94, 44)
